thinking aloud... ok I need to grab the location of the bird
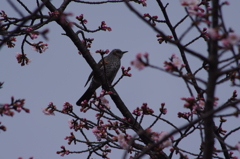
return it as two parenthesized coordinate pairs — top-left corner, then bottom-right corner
(76, 49), (128, 106)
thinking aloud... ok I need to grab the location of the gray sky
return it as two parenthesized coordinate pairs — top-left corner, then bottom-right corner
(1, 0), (240, 159)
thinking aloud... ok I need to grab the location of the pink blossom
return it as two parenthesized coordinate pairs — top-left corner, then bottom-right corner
(92, 126), (107, 141)
(118, 134), (131, 149)
(26, 27), (39, 39)
(178, 112), (191, 119)
(139, 0), (147, 6)
(100, 97), (110, 108)
(208, 28), (219, 39)
(143, 13), (150, 17)
(42, 108), (55, 115)
(187, 5), (205, 16)
(32, 42), (48, 53)
(222, 33), (240, 47)
(92, 126), (102, 141)
(16, 106), (22, 112)
(160, 103), (167, 115)
(101, 21), (112, 31)
(6, 37), (16, 48)
(164, 54), (183, 72)
(48, 11), (59, 17)
(152, 131), (172, 148)
(236, 141), (240, 151)
(131, 53), (145, 70)
(30, 32), (39, 39)
(132, 107), (142, 116)
(198, 100), (205, 109)
(180, 0), (200, 6)
(95, 96), (110, 109)
(222, 1), (230, 5)
(68, 119), (74, 129)
(95, 49), (109, 54)
(172, 54), (182, 68)
(62, 102), (73, 113)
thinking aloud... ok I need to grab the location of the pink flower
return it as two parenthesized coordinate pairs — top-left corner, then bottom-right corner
(132, 107), (142, 116)
(180, 0), (200, 6)
(139, 0), (147, 6)
(152, 131), (172, 148)
(118, 134), (131, 149)
(92, 126), (107, 141)
(48, 11), (59, 17)
(68, 119), (74, 129)
(32, 41), (48, 53)
(42, 108), (55, 115)
(15, 53), (31, 66)
(143, 13), (150, 17)
(95, 96), (110, 109)
(222, 33), (240, 47)
(208, 28), (219, 39)
(131, 53), (145, 70)
(100, 21), (112, 31)
(235, 141), (240, 151)
(172, 54), (182, 68)
(198, 100), (205, 109)
(92, 126), (102, 141)
(100, 97), (110, 108)
(187, 5), (205, 16)
(62, 102), (73, 113)
(164, 54), (183, 72)
(6, 37), (16, 48)
(30, 32), (39, 39)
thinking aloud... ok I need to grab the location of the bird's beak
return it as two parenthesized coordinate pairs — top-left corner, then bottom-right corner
(123, 51), (128, 54)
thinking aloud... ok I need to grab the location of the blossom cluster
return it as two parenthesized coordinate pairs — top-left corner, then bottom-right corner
(95, 49), (110, 54)
(132, 103), (154, 116)
(76, 14), (88, 24)
(16, 53), (31, 66)
(81, 38), (94, 49)
(32, 41), (48, 53)
(64, 132), (76, 145)
(0, 10), (7, 20)
(42, 102), (56, 115)
(6, 37), (16, 48)
(92, 125), (108, 141)
(48, 11), (60, 17)
(62, 102), (73, 114)
(143, 13), (159, 26)
(156, 34), (173, 44)
(99, 21), (112, 31)
(56, 145), (70, 156)
(164, 54), (185, 72)
(68, 118), (89, 131)
(121, 66), (132, 77)
(180, 0), (240, 48)
(136, 0), (147, 7)
(0, 97), (29, 117)
(150, 130), (173, 149)
(131, 52), (149, 70)
(0, 96), (29, 132)
(26, 27), (39, 39)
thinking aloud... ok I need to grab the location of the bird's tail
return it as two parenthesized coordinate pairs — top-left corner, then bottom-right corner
(76, 86), (96, 106)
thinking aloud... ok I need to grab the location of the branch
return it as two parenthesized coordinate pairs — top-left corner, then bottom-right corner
(124, 0), (206, 98)
(0, 0), (48, 48)
(203, 1), (219, 158)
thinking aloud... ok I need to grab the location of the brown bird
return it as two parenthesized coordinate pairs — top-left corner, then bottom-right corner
(76, 49), (128, 106)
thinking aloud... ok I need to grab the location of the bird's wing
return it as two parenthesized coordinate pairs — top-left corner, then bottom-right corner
(84, 71), (93, 87)
(84, 57), (107, 87)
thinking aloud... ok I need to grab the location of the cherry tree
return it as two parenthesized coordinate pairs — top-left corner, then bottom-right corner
(1, 0), (240, 159)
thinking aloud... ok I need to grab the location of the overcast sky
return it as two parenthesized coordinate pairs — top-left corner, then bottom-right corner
(1, 0), (240, 159)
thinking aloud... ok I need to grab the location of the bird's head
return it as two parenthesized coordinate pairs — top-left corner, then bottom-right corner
(111, 49), (128, 58)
